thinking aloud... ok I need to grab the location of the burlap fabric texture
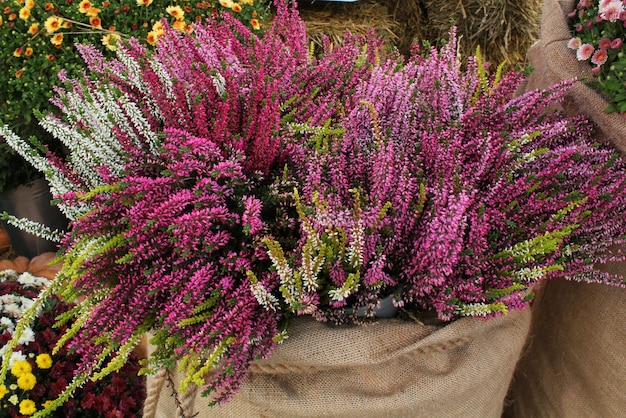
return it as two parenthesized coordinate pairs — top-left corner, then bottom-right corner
(504, 1), (626, 416)
(143, 309), (531, 418)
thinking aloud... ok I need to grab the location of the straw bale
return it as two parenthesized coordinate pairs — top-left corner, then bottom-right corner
(298, 0), (403, 52)
(418, 0), (542, 66)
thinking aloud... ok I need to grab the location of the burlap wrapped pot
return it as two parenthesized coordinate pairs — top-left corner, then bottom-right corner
(143, 308), (531, 418)
(504, 1), (626, 416)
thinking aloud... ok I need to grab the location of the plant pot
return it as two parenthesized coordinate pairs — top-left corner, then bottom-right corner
(0, 178), (68, 258)
(143, 308), (531, 418)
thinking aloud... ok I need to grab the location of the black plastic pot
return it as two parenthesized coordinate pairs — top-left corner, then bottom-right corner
(0, 178), (68, 258)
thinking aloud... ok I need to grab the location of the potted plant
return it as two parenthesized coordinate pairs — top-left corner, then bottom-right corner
(0, 0), (271, 257)
(2, 1), (626, 417)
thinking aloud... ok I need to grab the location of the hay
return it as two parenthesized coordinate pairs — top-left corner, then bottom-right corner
(298, 0), (541, 66)
(419, 0), (543, 66)
(298, 0), (403, 51)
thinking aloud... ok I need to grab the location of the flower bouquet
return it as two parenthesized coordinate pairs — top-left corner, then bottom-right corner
(0, 269), (145, 417)
(2, 1), (626, 416)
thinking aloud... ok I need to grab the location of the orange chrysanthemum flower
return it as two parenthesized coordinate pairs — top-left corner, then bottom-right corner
(24, 47), (33, 56)
(86, 6), (100, 16)
(44, 2), (54, 11)
(89, 16), (102, 28)
(146, 30), (159, 46)
(172, 19), (186, 32)
(250, 18), (260, 30)
(13, 47), (23, 57)
(28, 23), (39, 34)
(15, 69), (24, 78)
(231, 3), (241, 12)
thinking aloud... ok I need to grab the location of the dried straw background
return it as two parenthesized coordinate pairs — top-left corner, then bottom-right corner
(298, 0), (543, 66)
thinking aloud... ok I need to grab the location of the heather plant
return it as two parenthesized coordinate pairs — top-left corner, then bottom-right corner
(257, 31), (626, 323)
(2, 1), (626, 416)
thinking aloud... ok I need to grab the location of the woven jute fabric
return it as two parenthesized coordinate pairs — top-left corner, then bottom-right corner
(143, 308), (531, 418)
(503, 1), (626, 416)
(523, 0), (626, 151)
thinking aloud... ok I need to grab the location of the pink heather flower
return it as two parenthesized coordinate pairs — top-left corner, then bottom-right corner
(568, 37), (583, 49)
(611, 38), (623, 49)
(591, 49), (609, 65)
(599, 37), (612, 49)
(599, 0), (624, 21)
(577, 43), (595, 60)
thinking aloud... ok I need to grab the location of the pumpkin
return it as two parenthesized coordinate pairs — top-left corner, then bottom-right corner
(0, 227), (10, 254)
(27, 252), (62, 280)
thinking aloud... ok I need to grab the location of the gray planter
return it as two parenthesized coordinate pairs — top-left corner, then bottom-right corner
(0, 178), (68, 258)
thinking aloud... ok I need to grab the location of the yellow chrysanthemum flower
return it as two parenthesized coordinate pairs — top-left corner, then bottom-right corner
(19, 7), (30, 20)
(137, 0), (153, 6)
(250, 18), (260, 30)
(219, 0), (234, 8)
(78, 0), (92, 13)
(50, 33), (64, 45)
(102, 33), (121, 51)
(152, 21), (164, 32)
(11, 360), (32, 377)
(28, 22), (38, 34)
(19, 399), (37, 415)
(231, 3), (242, 12)
(0, 384), (7, 399)
(86, 6), (100, 17)
(44, 15), (63, 33)
(166, 5), (184, 20)
(0, 16), (3, 25)
(17, 373), (37, 391)
(35, 353), (52, 369)
(25, 0), (35, 8)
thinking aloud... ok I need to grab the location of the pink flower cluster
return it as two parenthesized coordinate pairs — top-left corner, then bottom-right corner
(568, 0), (626, 112)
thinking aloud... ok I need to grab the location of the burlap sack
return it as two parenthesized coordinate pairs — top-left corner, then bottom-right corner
(143, 309), (531, 418)
(504, 2), (626, 415)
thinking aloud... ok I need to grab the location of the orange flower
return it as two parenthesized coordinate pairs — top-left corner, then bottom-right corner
(24, 47), (33, 56)
(152, 21), (164, 32)
(166, 5), (184, 20)
(172, 19), (186, 32)
(102, 1), (110, 6)
(50, 33), (63, 45)
(28, 23), (39, 34)
(78, 0), (92, 13)
(146, 30), (160, 46)
(231, 3), (241, 12)
(250, 18), (260, 30)
(46, 54), (55, 60)
(15, 69), (24, 78)
(13, 47), (23, 57)
(0, 16), (3, 25)
(44, 16), (63, 33)
(89, 16), (101, 28)
(8, 13), (17, 21)
(25, 0), (35, 8)
(219, 0), (233, 8)
(136, 0), (153, 5)
(44, 2), (54, 11)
